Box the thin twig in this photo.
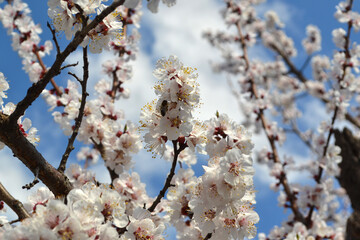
[60,62,79,71]
[33,47,62,96]
[300,55,312,73]
[148,140,186,212]
[231,0,305,223]
[89,117,124,184]
[74,4,86,21]
[22,179,39,190]
[47,22,61,55]
[87,7,131,181]
[0,218,21,227]
[90,137,119,184]
[107,167,119,184]
[58,47,89,173]
[305,107,339,226]
[8,0,126,123]
[22,167,39,190]
[0,182,30,221]
[0,0,126,198]
[305,0,354,226]
[68,72,82,83]
[269,35,360,129]
[108,69,122,101]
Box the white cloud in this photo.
[0,0,307,223]
[142,0,246,121]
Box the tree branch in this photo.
[60,62,79,71]
[231,1,305,223]
[107,167,119,184]
[0,114,73,197]
[109,70,122,101]
[0,218,21,227]
[305,1,354,226]
[33,47,62,96]
[22,167,40,190]
[0,1,125,197]
[0,182,30,221]
[47,22,61,55]
[269,34,360,130]
[8,0,126,123]
[90,137,119,184]
[148,140,186,212]
[58,46,89,173]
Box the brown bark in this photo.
[0,113,73,197]
[334,128,360,240]
[0,182,30,221]
[0,0,126,198]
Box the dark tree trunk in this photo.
[334,128,360,240]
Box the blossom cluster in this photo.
[1,0,259,239]
[42,0,143,174]
[0,179,165,240]
[140,56,258,239]
[42,72,142,174]
[203,0,360,238]
[164,115,258,239]
[48,0,125,53]
[1,51,259,239]
[0,0,53,83]
[140,55,201,155]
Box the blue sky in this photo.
[0,0,354,237]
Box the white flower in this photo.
[76,147,100,165]
[265,11,284,30]
[48,6,79,40]
[157,108,192,140]
[164,145,197,166]
[205,113,254,157]
[0,72,9,106]
[0,102,40,145]
[122,208,165,240]
[1,102,16,116]
[65,164,95,188]
[24,187,55,213]
[67,182,128,229]
[141,56,201,154]
[84,5,124,53]
[153,55,182,80]
[324,145,342,176]
[311,55,330,81]
[24,61,43,83]
[186,120,207,153]
[113,172,148,204]
[332,28,346,49]
[302,25,321,55]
